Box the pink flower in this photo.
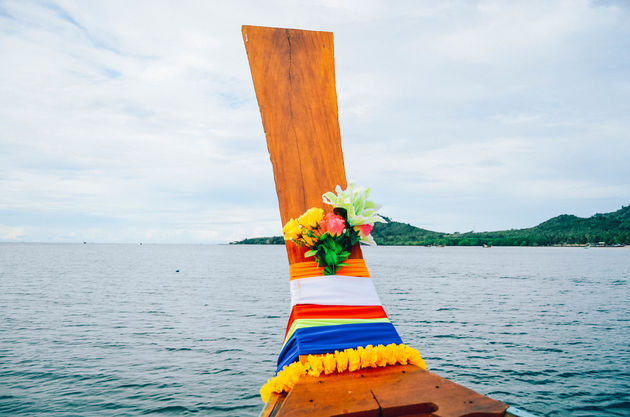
[354,223,373,237]
[320,213,346,236]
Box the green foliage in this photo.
[371,205,630,246]
[231,235,285,245]
[311,226,353,275]
[231,205,630,247]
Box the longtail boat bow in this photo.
[242,25,529,417]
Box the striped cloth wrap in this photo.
[276,258,403,372]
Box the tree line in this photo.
[233,205,630,246]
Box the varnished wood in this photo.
[259,392,285,417]
[275,365,507,417]
[242,25,362,264]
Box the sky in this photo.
[1,0,629,243]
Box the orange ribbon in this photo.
[289,258,370,280]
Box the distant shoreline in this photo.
[232,205,630,247]
[230,242,628,248]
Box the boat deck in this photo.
[260,365,507,417]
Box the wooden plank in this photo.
[276,370,380,417]
[370,366,507,417]
[276,365,507,417]
[259,392,285,417]
[242,25,361,264]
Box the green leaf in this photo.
[334,245,343,254]
[304,250,317,257]
[336,263,348,271]
[324,250,337,266]
[350,231,360,245]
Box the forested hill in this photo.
[232,205,630,246]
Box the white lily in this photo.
[322,183,385,245]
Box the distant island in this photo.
[232,205,630,247]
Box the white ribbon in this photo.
[289,275,382,307]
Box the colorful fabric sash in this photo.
[289,258,370,280]
[289,275,382,306]
[276,260,403,373]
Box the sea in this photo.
[0,243,628,416]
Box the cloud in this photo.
[1,0,629,241]
[0,225,25,240]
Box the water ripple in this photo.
[0,244,628,416]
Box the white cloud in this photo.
[1,0,629,242]
[0,225,25,240]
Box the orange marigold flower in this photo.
[260,381,272,403]
[287,362,305,384]
[384,343,397,366]
[307,355,324,377]
[259,345,427,404]
[323,353,336,375]
[395,343,408,365]
[335,350,348,373]
[347,348,361,372]
[375,344,387,367]
[361,345,377,368]
[406,346,426,369]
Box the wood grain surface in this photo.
[242,25,361,264]
[268,365,507,417]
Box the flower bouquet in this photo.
[282,184,385,275]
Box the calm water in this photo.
[0,244,628,416]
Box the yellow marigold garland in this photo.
[259,343,426,403]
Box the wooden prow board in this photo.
[242,24,361,265]
[242,25,508,417]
